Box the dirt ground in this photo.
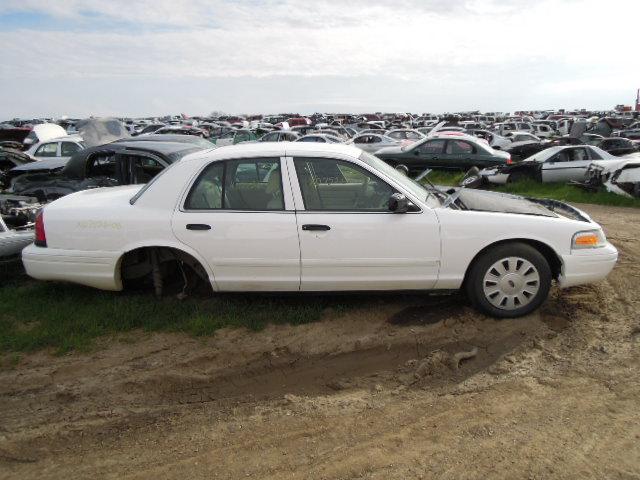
[1,203,639,480]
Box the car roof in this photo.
[34,135,83,144]
[120,134,214,147]
[182,142,363,162]
[112,140,205,155]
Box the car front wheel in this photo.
[465,243,551,318]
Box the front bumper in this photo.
[558,242,618,288]
[22,244,121,290]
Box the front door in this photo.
[289,156,441,291]
[172,157,300,291]
[411,138,447,171]
[541,147,592,183]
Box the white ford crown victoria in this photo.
[22,143,618,318]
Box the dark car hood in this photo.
[11,157,69,172]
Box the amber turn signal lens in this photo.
[574,234,599,246]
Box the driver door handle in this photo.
[186,223,211,231]
[302,224,331,231]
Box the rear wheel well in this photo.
[118,246,210,296]
[463,239,562,287]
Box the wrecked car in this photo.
[24,136,85,161]
[0,146,35,181]
[0,195,38,259]
[347,133,400,153]
[469,129,512,150]
[581,158,640,198]
[23,143,618,319]
[503,132,546,161]
[7,140,210,203]
[597,137,638,156]
[215,129,257,146]
[478,145,617,184]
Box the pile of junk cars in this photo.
[1,110,639,261]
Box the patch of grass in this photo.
[0,276,359,354]
[420,169,640,208]
[425,170,464,187]
[493,180,640,208]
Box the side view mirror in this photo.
[388,193,409,213]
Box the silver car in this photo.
[347,133,400,153]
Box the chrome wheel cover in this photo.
[482,257,540,310]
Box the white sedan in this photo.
[22,144,618,318]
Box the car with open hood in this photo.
[22,143,617,319]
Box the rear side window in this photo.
[446,140,475,154]
[185,158,284,211]
[86,153,116,178]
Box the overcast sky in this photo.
[1,0,639,118]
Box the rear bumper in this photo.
[480,168,510,184]
[558,242,618,288]
[22,244,121,290]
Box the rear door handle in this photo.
[186,223,211,231]
[302,224,331,231]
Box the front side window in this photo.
[294,157,393,211]
[185,158,283,211]
[416,139,445,154]
[35,142,58,157]
[61,142,82,156]
[568,148,588,161]
[261,132,278,142]
[235,132,250,143]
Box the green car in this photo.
[374,133,511,174]
[215,129,258,147]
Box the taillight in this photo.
[506,156,512,164]
[34,211,47,247]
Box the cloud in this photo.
[1,0,639,116]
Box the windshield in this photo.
[359,151,440,206]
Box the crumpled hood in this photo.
[456,188,557,217]
[77,118,130,147]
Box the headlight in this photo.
[571,229,606,250]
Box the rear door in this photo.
[444,139,478,169]
[172,157,300,291]
[289,156,440,291]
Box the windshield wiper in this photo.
[414,168,448,201]
[441,190,462,209]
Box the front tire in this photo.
[465,243,551,318]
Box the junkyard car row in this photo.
[3,108,637,317]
